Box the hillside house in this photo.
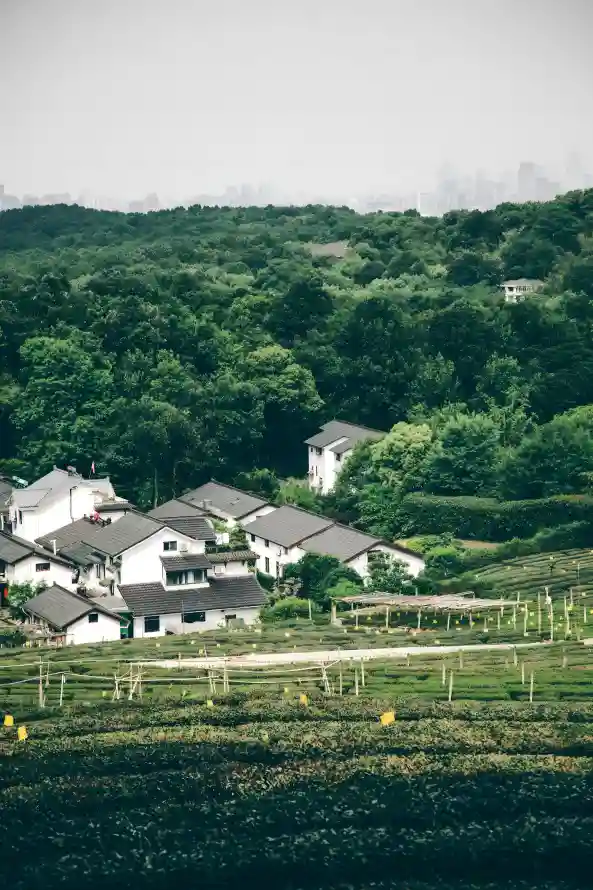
[305,421,385,494]
[23,584,122,645]
[501,279,543,302]
[7,467,127,543]
[243,504,424,580]
[0,530,76,589]
[118,559,265,636]
[176,481,276,528]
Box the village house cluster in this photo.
[0,422,424,646]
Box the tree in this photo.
[282,553,362,610]
[420,412,502,496]
[268,274,334,347]
[366,554,414,594]
[7,581,45,620]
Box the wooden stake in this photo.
[59,673,65,707]
[459,651,464,670]
[360,659,365,688]
[513,606,517,629]
[537,591,542,634]
[354,668,359,697]
[523,607,528,636]
[38,659,44,708]
[308,599,312,621]
[550,603,554,641]
[385,606,389,630]
[339,662,343,696]
[521,662,525,685]
[513,647,518,667]
[446,613,451,632]
[417,609,422,630]
[448,671,454,702]
[441,662,446,686]
[497,612,501,632]
[45,659,50,688]
[529,671,534,704]
[355,609,359,629]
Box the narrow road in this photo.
[137,640,546,671]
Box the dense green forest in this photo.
[2,190,593,513]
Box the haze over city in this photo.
[2,0,593,213]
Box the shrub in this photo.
[262,597,318,620]
[256,571,275,592]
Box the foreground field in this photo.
[2,693,593,889]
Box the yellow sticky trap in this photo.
[380,711,395,726]
[299,693,308,706]
[3,714,14,727]
[17,726,28,741]
[155,643,160,648]
[283,687,289,694]
[206,699,214,708]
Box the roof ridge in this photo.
[195,479,268,501]
[328,418,386,434]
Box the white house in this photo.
[0,530,76,590]
[118,569,266,637]
[501,279,543,303]
[177,481,276,528]
[305,421,385,494]
[8,466,126,543]
[244,505,425,581]
[23,584,122,646]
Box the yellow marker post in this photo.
[3,714,14,727]
[206,699,214,708]
[299,693,308,706]
[380,711,395,726]
[283,687,289,694]
[17,726,28,741]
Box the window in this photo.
[88,612,99,624]
[250,533,256,542]
[35,562,50,572]
[18,511,23,524]
[315,447,322,456]
[163,540,177,552]
[265,557,270,574]
[144,616,160,633]
[264,539,269,548]
[166,569,204,586]
[284,547,289,555]
[183,611,206,623]
[225,614,237,624]
[336,453,342,462]
[96,563,105,580]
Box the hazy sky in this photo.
[1,0,592,200]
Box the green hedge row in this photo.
[397,493,593,542]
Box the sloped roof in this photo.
[164,516,216,542]
[59,542,105,566]
[96,500,134,513]
[161,554,213,571]
[81,512,164,556]
[0,530,73,567]
[206,550,258,563]
[10,468,114,511]
[305,420,384,450]
[24,585,119,630]
[246,505,333,548]
[181,481,269,519]
[300,524,383,562]
[148,498,206,520]
[118,574,266,616]
[502,278,544,286]
[37,518,107,553]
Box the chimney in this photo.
[50,538,57,555]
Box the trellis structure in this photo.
[331,592,514,631]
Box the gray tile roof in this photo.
[96,501,134,513]
[181,481,269,519]
[84,512,164,556]
[164,516,216,542]
[305,420,384,450]
[300,524,383,562]
[118,574,266,616]
[37,517,109,553]
[149,498,206,520]
[59,542,105,566]
[160,554,213,571]
[246,506,333,548]
[0,530,73,567]
[11,468,81,509]
[206,549,258,563]
[24,585,119,630]
[89,594,129,613]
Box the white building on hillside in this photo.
[305,421,385,494]
[8,467,127,543]
[0,530,76,590]
[23,584,122,646]
[243,504,424,581]
[501,279,543,302]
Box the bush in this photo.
[397,493,593,541]
[262,597,318,620]
[256,571,276,592]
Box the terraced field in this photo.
[473,548,593,602]
[2,693,593,889]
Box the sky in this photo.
[1,0,593,201]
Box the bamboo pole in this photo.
[529,671,534,704]
[308,599,312,621]
[59,672,65,707]
[550,603,554,641]
[446,613,451,632]
[497,612,501,632]
[537,591,542,634]
[339,662,343,696]
[448,671,454,703]
[417,609,422,630]
[512,606,517,630]
[513,647,518,667]
[385,606,390,630]
[523,607,528,636]
[38,659,44,708]
[441,662,447,686]
[458,651,463,670]
[354,668,359,696]
[360,659,365,688]
[521,662,525,685]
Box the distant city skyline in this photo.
[1,0,592,211]
[1,155,592,216]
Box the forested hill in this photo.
[1,189,593,508]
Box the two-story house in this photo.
[244,504,425,581]
[8,466,127,543]
[305,421,385,494]
[501,279,543,303]
[22,584,122,646]
[0,530,76,590]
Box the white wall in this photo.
[307,442,350,494]
[132,606,260,637]
[232,504,276,528]
[370,544,425,578]
[95,508,129,523]
[14,486,98,543]
[10,555,76,590]
[65,610,121,645]
[119,527,204,586]
[246,532,303,579]
[208,559,252,578]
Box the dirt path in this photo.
[138,640,546,670]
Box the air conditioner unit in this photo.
[179,543,189,553]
